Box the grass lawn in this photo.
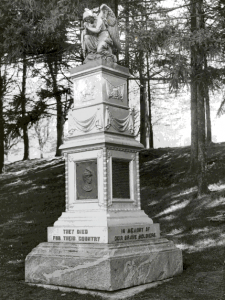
[0,143,224,300]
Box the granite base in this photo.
[25,238,182,291]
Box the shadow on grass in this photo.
[0,145,224,300]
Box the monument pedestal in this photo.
[25,59,182,291]
[25,239,182,291]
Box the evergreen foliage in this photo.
[0,0,225,197]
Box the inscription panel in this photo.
[76,160,98,200]
[48,227,103,243]
[112,159,130,199]
[108,224,160,243]
[48,224,160,244]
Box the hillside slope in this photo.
[0,144,224,300]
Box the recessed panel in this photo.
[112,159,130,199]
[76,160,98,200]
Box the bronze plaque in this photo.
[112,159,130,199]
[76,160,98,200]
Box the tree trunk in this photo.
[190,80,198,172]
[197,81,209,196]
[21,55,29,160]
[196,0,209,196]
[56,100,64,157]
[114,0,118,18]
[190,0,198,172]
[147,54,153,148]
[5,150,9,162]
[202,11,212,145]
[40,148,44,159]
[124,5,129,68]
[124,2,130,104]
[22,124,29,160]
[147,78,153,148]
[139,51,147,148]
[204,55,212,144]
[189,0,209,195]
[47,56,63,157]
[0,74,4,174]
[140,79,147,148]
[205,84,212,144]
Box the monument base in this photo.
[25,238,182,291]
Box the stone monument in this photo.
[25,4,182,292]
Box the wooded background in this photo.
[1,0,225,196]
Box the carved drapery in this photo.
[69,108,103,134]
[105,106,134,134]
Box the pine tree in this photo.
[0,0,16,173]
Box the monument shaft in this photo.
[25,59,182,291]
